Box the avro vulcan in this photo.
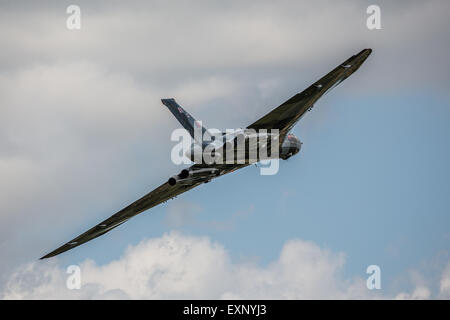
[41,49,372,259]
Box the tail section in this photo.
[161,98,207,142]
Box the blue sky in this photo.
[1,0,449,299]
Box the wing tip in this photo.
[357,48,372,61]
[40,248,64,259]
[161,98,175,105]
[39,253,53,260]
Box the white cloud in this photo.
[395,286,431,300]
[173,77,241,107]
[2,232,375,299]
[2,1,449,89]
[439,263,450,299]
[5,232,447,300]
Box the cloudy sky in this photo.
[1,0,449,299]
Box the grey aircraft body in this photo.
[41,48,372,259]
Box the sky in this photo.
[0,0,449,299]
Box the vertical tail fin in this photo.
[161,98,207,142]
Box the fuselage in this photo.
[185,129,302,164]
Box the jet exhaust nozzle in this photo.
[168,177,177,186]
[178,169,189,179]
